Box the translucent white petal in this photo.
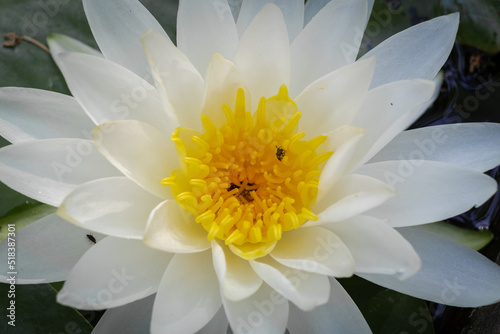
[47,33,102,58]
[92,294,154,334]
[317,126,365,200]
[290,0,368,96]
[58,177,162,239]
[325,215,421,280]
[195,306,229,334]
[143,200,211,253]
[177,0,238,75]
[83,0,168,80]
[0,88,95,144]
[287,277,371,334]
[151,252,221,334]
[237,0,304,41]
[357,160,498,227]
[360,13,459,88]
[57,237,172,309]
[250,256,330,311]
[212,240,263,301]
[0,139,120,206]
[295,57,375,135]
[94,120,176,199]
[0,214,104,284]
[370,123,500,173]
[141,30,203,131]
[55,52,176,135]
[312,174,395,226]
[223,283,289,334]
[271,227,354,277]
[233,4,290,107]
[351,79,436,167]
[201,54,250,128]
[359,227,500,307]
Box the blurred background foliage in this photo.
[0,0,499,333]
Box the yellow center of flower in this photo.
[162,85,333,259]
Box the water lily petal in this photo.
[370,123,500,173]
[0,214,104,284]
[47,33,102,58]
[233,3,291,107]
[296,57,375,134]
[271,227,354,277]
[0,88,94,144]
[92,294,154,334]
[361,13,459,88]
[58,176,162,239]
[212,240,263,301]
[58,237,172,309]
[359,227,500,307]
[0,139,120,206]
[195,306,229,334]
[250,256,330,311]
[177,0,238,76]
[94,120,176,200]
[287,277,371,334]
[290,0,368,96]
[55,52,176,135]
[313,174,395,225]
[325,215,421,279]
[201,54,250,128]
[141,30,203,131]
[223,283,289,334]
[357,160,498,227]
[83,0,167,80]
[151,252,221,333]
[237,0,304,41]
[144,200,211,253]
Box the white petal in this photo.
[287,277,371,334]
[223,283,289,334]
[94,120,176,199]
[177,0,238,75]
[141,30,203,131]
[325,215,421,279]
[295,57,375,134]
[143,200,211,253]
[47,33,102,58]
[237,0,304,41]
[357,160,498,227]
[370,123,500,173]
[55,52,176,135]
[271,227,354,277]
[212,240,263,301]
[0,139,120,206]
[58,177,162,239]
[233,4,290,107]
[0,214,104,284]
[92,294,154,334]
[290,0,368,96]
[0,88,95,144]
[195,306,229,334]
[57,237,172,310]
[83,0,168,80]
[351,79,436,167]
[201,54,250,128]
[360,13,459,88]
[359,227,500,307]
[317,126,365,200]
[250,256,330,311]
[151,252,222,334]
[312,174,395,225]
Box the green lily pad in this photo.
[415,222,493,251]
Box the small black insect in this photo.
[275,145,286,161]
[86,234,97,244]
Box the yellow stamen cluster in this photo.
[162,85,332,258]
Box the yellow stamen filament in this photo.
[163,85,333,259]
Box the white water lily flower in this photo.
[1,0,500,333]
